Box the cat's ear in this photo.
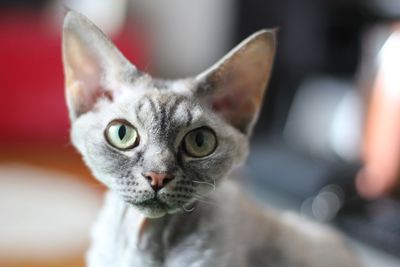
[62,11,137,120]
[195,30,276,135]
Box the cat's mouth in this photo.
[132,197,176,218]
[121,191,187,217]
[135,197,169,209]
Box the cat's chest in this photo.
[116,232,222,267]
[98,203,221,267]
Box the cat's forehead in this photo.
[127,74,197,95]
[114,75,192,105]
[136,91,203,127]
[112,79,205,131]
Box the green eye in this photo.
[183,127,217,158]
[105,120,139,150]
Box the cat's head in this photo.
[62,11,276,218]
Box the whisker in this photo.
[193,198,219,207]
[192,180,216,191]
[192,194,219,207]
[181,204,196,212]
[192,191,212,200]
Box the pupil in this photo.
[195,132,204,147]
[118,125,126,140]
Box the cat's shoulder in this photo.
[216,180,339,239]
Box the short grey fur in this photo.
[62,11,360,267]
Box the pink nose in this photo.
[143,172,175,191]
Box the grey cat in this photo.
[62,11,360,267]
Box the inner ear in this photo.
[196,30,276,135]
[63,32,107,118]
[62,11,137,120]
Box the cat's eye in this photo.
[105,120,139,150]
[182,127,217,158]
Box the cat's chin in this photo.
[138,208,167,219]
[132,199,181,218]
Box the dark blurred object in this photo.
[236,0,367,135]
[239,0,400,258]
[338,198,400,257]
[0,0,49,9]
[363,0,400,19]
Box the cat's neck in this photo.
[101,181,243,265]
[136,202,206,248]
[105,180,242,264]
[118,195,214,262]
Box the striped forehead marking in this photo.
[135,94,196,135]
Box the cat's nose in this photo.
[143,172,175,192]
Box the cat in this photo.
[62,11,360,267]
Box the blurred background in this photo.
[1,0,400,266]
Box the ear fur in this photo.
[195,30,276,135]
[62,11,137,120]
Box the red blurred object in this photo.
[0,11,149,143]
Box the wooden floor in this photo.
[0,142,105,267]
[0,142,93,181]
[4,258,85,267]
